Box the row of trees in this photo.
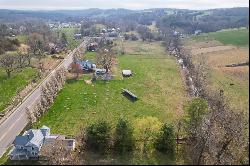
[42,117,176,165]
[26,68,66,124]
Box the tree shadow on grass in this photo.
[66,78,79,84]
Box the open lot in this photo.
[35,41,188,137]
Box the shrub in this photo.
[184,98,208,137]
[134,116,162,153]
[154,123,176,157]
[85,120,111,152]
[113,118,135,154]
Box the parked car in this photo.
[95,69,106,75]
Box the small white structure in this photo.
[194,30,202,35]
[122,70,132,77]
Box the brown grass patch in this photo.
[220,66,249,81]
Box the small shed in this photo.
[122,89,138,101]
[122,70,132,77]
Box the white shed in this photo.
[122,70,132,77]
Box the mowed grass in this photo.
[192,28,249,46]
[35,41,188,136]
[0,68,38,112]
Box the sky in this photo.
[0,0,248,10]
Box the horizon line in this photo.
[0,6,249,11]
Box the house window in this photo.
[32,147,34,150]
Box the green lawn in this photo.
[192,28,249,46]
[35,41,188,137]
[0,147,12,165]
[56,27,82,50]
[0,68,38,112]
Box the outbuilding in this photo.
[122,70,132,77]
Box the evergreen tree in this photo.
[85,121,111,152]
[114,118,135,154]
[154,123,176,157]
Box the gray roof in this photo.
[13,136,29,146]
[13,126,50,147]
[26,130,44,147]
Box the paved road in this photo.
[0,38,90,157]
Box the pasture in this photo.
[35,41,188,137]
[192,28,249,46]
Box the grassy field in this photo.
[0,68,38,112]
[34,41,188,138]
[192,28,249,46]
[56,27,82,50]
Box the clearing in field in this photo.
[35,41,188,136]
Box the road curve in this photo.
[0,38,90,157]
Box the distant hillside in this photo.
[0,8,135,22]
[0,7,248,34]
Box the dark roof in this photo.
[13,136,29,146]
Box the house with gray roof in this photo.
[9,126,75,160]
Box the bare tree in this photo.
[96,47,115,73]
[0,53,17,77]
[27,33,44,56]
[71,63,82,79]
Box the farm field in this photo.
[0,68,38,112]
[186,29,249,112]
[191,28,249,46]
[35,41,188,137]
